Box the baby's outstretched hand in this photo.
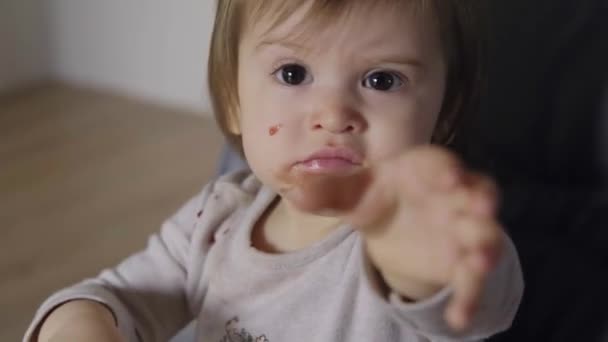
[348,145,504,332]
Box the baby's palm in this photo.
[349,146,504,329]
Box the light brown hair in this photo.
[208,0,486,154]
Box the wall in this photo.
[46,0,215,115]
[0,0,50,93]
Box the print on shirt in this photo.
[219,316,269,342]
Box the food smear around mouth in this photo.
[276,166,373,214]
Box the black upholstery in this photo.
[455,1,608,340]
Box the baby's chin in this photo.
[276,168,373,215]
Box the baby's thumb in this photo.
[344,164,398,232]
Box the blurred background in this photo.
[0,0,216,110]
[1,0,608,341]
[0,1,223,340]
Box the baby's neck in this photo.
[251,197,343,254]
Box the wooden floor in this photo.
[0,84,224,341]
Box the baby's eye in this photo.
[273,64,311,86]
[362,71,404,91]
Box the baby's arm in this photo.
[377,233,523,340]
[37,300,122,342]
[344,146,523,340]
[24,182,216,342]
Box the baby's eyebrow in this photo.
[364,55,425,70]
[254,39,426,73]
[255,39,313,55]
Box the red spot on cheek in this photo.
[269,124,283,136]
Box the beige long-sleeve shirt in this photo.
[25,171,523,342]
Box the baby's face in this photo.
[237,1,446,214]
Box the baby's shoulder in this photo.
[207,170,261,204]
[193,170,262,221]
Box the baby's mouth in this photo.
[291,146,365,175]
[294,157,360,173]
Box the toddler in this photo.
[26,0,523,341]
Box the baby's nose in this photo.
[309,103,367,134]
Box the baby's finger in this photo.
[465,172,500,217]
[454,216,504,272]
[435,172,498,218]
[446,260,486,331]
[431,187,473,221]
[374,148,464,213]
[404,145,465,191]
[346,164,398,231]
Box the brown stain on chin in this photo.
[269,124,283,136]
[277,167,373,214]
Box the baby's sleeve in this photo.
[364,232,524,341]
[23,182,215,342]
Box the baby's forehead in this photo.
[242,0,431,43]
